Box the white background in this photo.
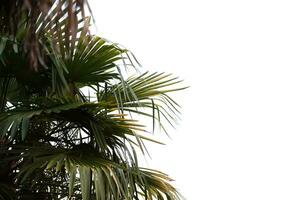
[90,0,300,199]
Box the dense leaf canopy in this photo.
[0,1,186,199]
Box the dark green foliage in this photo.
[0,0,185,199]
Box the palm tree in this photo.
[0,0,186,199]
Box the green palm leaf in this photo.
[0,1,186,199]
[16,144,181,200]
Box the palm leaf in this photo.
[0,1,186,199]
[17,144,181,200]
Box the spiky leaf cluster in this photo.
[0,1,186,199]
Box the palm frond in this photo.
[0,1,186,199]
[99,72,187,134]
[16,144,181,200]
[0,183,15,200]
[0,0,91,71]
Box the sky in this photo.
[89,1,300,199]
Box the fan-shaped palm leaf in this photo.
[0,1,186,199]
